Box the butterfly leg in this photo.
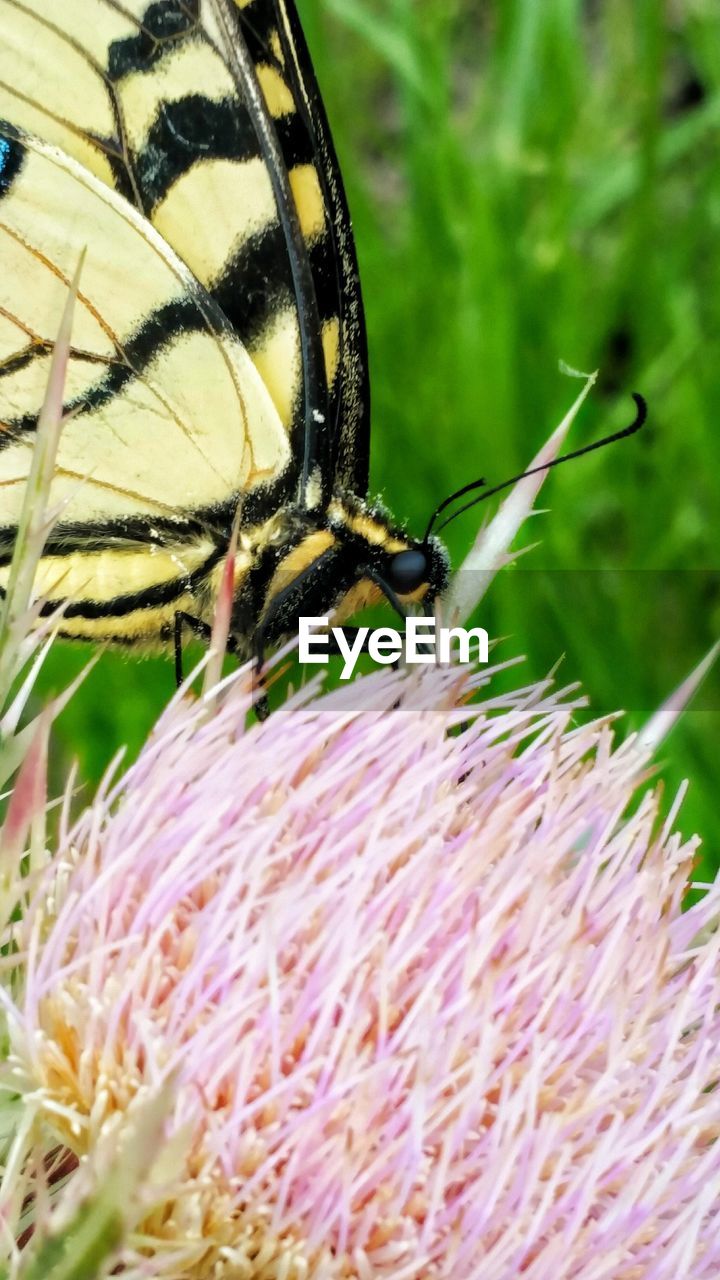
[173,611,213,687]
[251,635,270,721]
[250,628,381,719]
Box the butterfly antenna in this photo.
[426,392,647,540]
[423,477,487,544]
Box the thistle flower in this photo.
[2,656,720,1280]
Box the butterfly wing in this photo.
[0,0,370,501]
[232,0,371,493]
[0,124,289,623]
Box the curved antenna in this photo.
[423,476,486,544]
[425,393,647,541]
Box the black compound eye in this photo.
[386,548,428,594]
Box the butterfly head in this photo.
[250,494,449,659]
[328,495,449,615]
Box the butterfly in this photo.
[0,0,452,698]
[0,0,646,704]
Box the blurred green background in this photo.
[33,0,720,874]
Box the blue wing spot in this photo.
[0,131,24,197]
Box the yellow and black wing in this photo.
[0,0,370,523]
[0,119,293,634]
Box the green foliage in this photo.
[34,0,720,870]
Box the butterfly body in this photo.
[0,0,448,665]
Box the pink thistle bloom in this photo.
[3,660,720,1278]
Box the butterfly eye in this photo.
[386,549,428,594]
